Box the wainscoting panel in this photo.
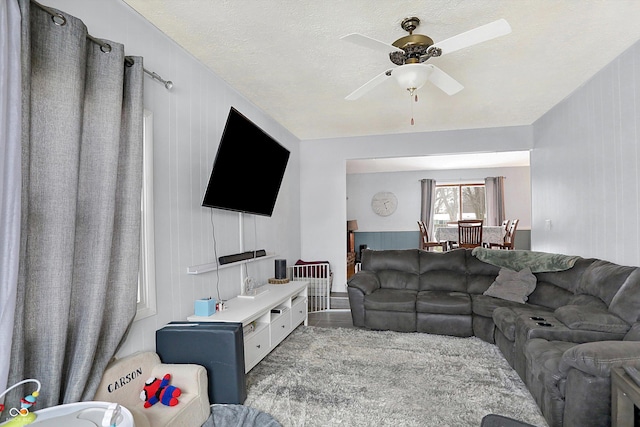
[355,232,420,254]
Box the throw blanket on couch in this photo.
[472,247,581,272]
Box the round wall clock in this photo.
[371,191,398,216]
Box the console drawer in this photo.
[291,296,307,327]
[244,325,269,372]
[271,311,292,346]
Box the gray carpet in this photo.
[245,326,549,427]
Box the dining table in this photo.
[434,225,506,246]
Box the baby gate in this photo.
[289,261,332,312]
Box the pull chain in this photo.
[408,88,419,126]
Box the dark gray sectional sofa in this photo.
[347,248,640,427]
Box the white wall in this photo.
[45,0,302,356]
[531,39,640,267]
[347,166,531,232]
[301,126,534,291]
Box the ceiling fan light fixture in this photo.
[342,17,510,101]
[393,64,432,91]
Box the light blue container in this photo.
[195,298,216,316]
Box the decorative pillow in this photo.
[554,305,630,334]
[483,267,537,304]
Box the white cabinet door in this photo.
[270,312,292,346]
[291,297,307,327]
[244,326,270,372]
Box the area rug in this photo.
[245,326,548,427]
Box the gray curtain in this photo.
[485,176,506,226]
[0,0,22,394]
[420,179,437,238]
[6,1,143,412]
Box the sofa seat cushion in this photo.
[416,291,471,315]
[554,304,630,334]
[471,294,539,318]
[493,306,554,342]
[364,289,416,312]
[525,338,577,399]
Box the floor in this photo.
[307,309,355,329]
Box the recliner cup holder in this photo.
[536,322,553,327]
[530,316,545,321]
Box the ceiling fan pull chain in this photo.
[409,88,415,125]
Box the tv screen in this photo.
[202,107,290,216]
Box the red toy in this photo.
[140,374,181,408]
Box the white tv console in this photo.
[187,281,308,372]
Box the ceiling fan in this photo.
[341,17,511,123]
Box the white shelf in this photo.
[187,253,277,275]
[187,281,309,372]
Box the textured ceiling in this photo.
[122,0,640,141]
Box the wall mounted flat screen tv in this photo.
[202,107,290,217]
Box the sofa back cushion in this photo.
[362,249,420,291]
[566,294,608,309]
[466,250,501,294]
[524,258,594,309]
[533,258,594,293]
[623,323,640,341]
[609,268,640,324]
[526,282,573,310]
[418,249,467,292]
[577,260,636,306]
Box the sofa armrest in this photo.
[347,270,380,295]
[149,363,211,427]
[559,341,640,377]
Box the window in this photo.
[433,184,485,227]
[136,109,157,321]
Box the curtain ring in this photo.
[51,13,66,26]
[101,43,112,53]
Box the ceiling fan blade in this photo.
[426,65,464,95]
[432,19,511,55]
[341,33,403,54]
[345,69,393,100]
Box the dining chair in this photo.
[417,220,447,251]
[457,219,484,249]
[489,218,519,250]
[492,219,510,248]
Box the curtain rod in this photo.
[31,0,173,91]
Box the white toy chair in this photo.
[94,351,210,427]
